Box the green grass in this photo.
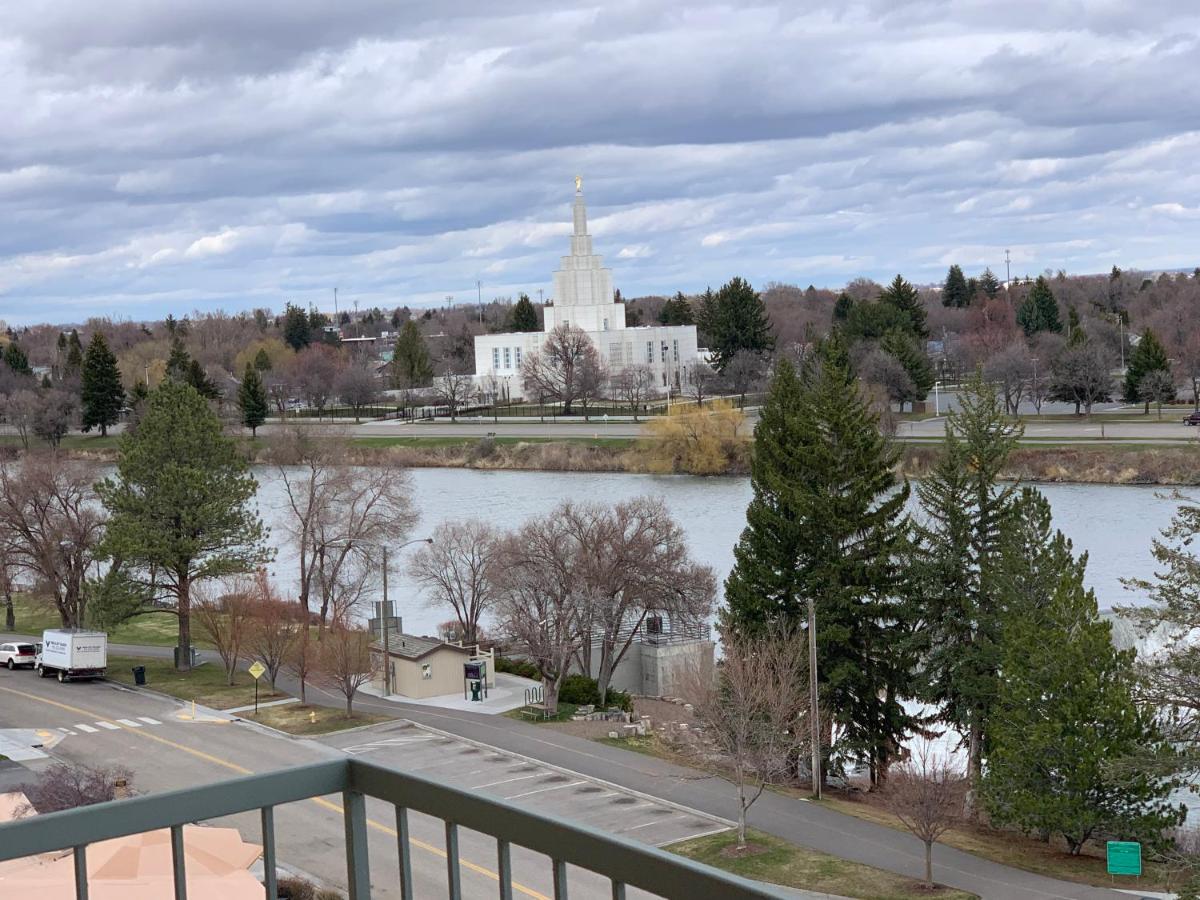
[239,703,392,735]
[504,702,579,723]
[669,829,975,900]
[105,654,281,709]
[352,436,635,449]
[5,595,211,648]
[0,434,121,450]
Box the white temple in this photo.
[474,180,700,399]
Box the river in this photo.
[252,467,1194,637]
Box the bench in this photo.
[520,703,550,720]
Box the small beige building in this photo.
[372,635,483,700]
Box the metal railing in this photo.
[0,757,782,899]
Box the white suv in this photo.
[0,642,37,669]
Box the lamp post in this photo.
[331,537,433,697]
[933,381,941,417]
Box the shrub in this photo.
[276,878,315,900]
[558,674,633,711]
[495,656,540,680]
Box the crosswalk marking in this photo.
[75,723,98,733]
[95,721,120,730]
[137,716,161,725]
[58,727,76,735]
[116,718,142,728]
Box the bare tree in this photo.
[17,763,134,816]
[432,370,475,421]
[316,625,378,716]
[492,515,583,715]
[984,342,1033,414]
[576,351,607,421]
[335,364,380,422]
[520,325,601,415]
[294,344,344,415]
[2,389,40,449]
[286,623,317,705]
[859,348,916,412]
[244,571,300,691]
[1049,342,1114,417]
[723,350,765,407]
[683,628,810,848]
[409,520,499,646]
[1139,369,1178,419]
[562,498,715,702]
[194,584,253,686]
[33,389,78,448]
[0,454,105,627]
[882,747,967,888]
[683,360,717,407]
[611,365,656,421]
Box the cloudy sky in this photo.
[2,1,1198,325]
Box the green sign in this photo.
[1106,841,1141,876]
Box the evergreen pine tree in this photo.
[880,329,935,407]
[723,334,913,784]
[696,277,773,371]
[1123,328,1170,406]
[186,359,221,400]
[507,293,541,332]
[237,364,268,436]
[80,332,125,437]
[391,320,433,388]
[253,348,272,372]
[1017,276,1062,335]
[657,292,694,326]
[3,342,31,376]
[832,292,854,322]
[65,330,84,377]
[165,337,191,381]
[913,371,1022,810]
[984,490,1184,852]
[978,268,1001,298]
[282,302,312,350]
[879,274,928,338]
[942,265,971,308]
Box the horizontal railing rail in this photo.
[0,757,784,900]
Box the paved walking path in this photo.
[4,636,1135,900]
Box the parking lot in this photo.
[328,720,732,849]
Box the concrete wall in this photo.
[575,640,715,699]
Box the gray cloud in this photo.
[1,1,1198,324]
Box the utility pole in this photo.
[477,280,483,323]
[1031,357,1039,414]
[808,595,821,800]
[1119,316,1126,372]
[334,287,338,318]
[380,545,391,697]
[1004,249,1011,293]
[537,288,544,305]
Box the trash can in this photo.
[132,666,146,686]
[470,679,482,701]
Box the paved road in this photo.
[6,639,1134,900]
[0,664,741,899]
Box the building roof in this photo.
[372,634,472,661]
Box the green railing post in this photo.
[445,821,462,900]
[552,858,568,899]
[170,824,188,900]
[497,838,513,900]
[395,806,413,900]
[260,806,277,900]
[343,790,371,900]
[72,845,89,900]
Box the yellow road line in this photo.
[0,684,549,900]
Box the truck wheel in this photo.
[38,666,47,678]
[57,670,67,683]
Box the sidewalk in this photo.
[358,672,538,715]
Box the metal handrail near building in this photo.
[0,758,782,899]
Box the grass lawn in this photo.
[238,702,392,735]
[0,434,120,451]
[352,435,635,449]
[6,595,212,648]
[669,829,975,900]
[503,702,579,724]
[818,795,1173,891]
[105,654,282,710]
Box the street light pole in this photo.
[381,544,390,696]
[808,595,821,800]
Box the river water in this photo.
[252,467,1194,637]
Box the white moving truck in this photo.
[38,629,108,682]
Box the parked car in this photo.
[1183,411,1200,426]
[0,641,37,670]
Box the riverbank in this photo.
[20,431,1200,485]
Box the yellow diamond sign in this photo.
[248,661,267,680]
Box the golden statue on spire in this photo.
[575,174,582,192]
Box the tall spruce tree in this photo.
[1016,276,1062,335]
[880,329,935,408]
[723,334,912,787]
[914,370,1022,811]
[391,320,433,388]
[1123,328,1170,407]
[942,265,971,308]
[80,332,125,436]
[696,277,773,371]
[879,274,928,338]
[984,490,1184,852]
[237,363,268,436]
[96,380,268,671]
[3,342,32,376]
[978,268,1001,298]
[508,293,540,332]
[64,330,84,379]
[658,292,694,326]
[253,347,272,372]
[282,302,313,350]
